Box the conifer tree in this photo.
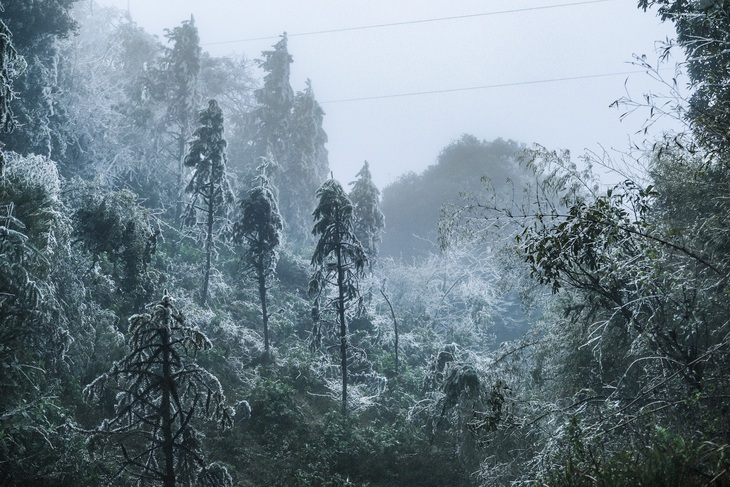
[348,161,385,265]
[310,179,367,414]
[183,99,233,306]
[248,33,293,165]
[232,161,283,359]
[165,15,201,179]
[282,79,329,243]
[84,292,234,487]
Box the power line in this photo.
[319,69,650,104]
[204,0,614,46]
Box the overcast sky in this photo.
[96,0,683,189]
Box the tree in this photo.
[73,184,159,312]
[84,292,234,487]
[0,152,83,484]
[0,0,79,172]
[162,16,202,207]
[281,79,329,243]
[232,161,283,359]
[380,136,524,259]
[248,33,294,165]
[348,161,385,266]
[55,5,162,186]
[0,13,21,137]
[638,1,730,156]
[310,179,368,414]
[440,143,730,484]
[183,99,234,306]
[199,52,257,181]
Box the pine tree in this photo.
[162,16,202,217]
[348,161,385,265]
[84,292,234,487]
[310,179,367,414]
[282,79,329,243]
[248,33,293,166]
[183,99,233,306]
[232,161,283,359]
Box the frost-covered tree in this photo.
[0,12,22,175]
[0,153,88,484]
[85,292,234,487]
[73,184,159,312]
[55,5,160,185]
[244,35,332,246]
[232,161,283,359]
[281,79,329,243]
[249,33,293,164]
[0,0,79,170]
[0,13,20,136]
[310,179,367,414]
[183,99,234,306]
[639,0,730,155]
[199,53,257,180]
[164,16,201,188]
[348,161,384,265]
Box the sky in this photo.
[96,0,684,189]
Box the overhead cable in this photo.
[320,69,657,104]
[204,0,614,46]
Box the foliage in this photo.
[84,292,234,487]
[310,179,368,414]
[281,79,329,243]
[232,162,283,357]
[183,99,234,306]
[349,161,385,264]
[0,0,80,170]
[0,13,22,137]
[71,181,159,311]
[440,140,730,484]
[0,152,98,485]
[639,0,730,156]
[380,135,525,259]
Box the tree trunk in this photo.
[160,327,176,487]
[258,258,270,359]
[380,289,399,377]
[335,205,348,415]
[175,127,187,221]
[201,182,214,306]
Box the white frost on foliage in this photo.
[4,152,61,199]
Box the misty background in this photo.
[98,0,682,188]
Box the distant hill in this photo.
[380,135,525,260]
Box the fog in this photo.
[97,0,682,188]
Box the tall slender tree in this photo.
[349,161,385,266]
[247,33,293,168]
[310,179,367,414]
[84,292,234,487]
[163,16,201,216]
[232,161,283,359]
[282,79,330,243]
[183,99,233,306]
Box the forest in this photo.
[0,1,729,486]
